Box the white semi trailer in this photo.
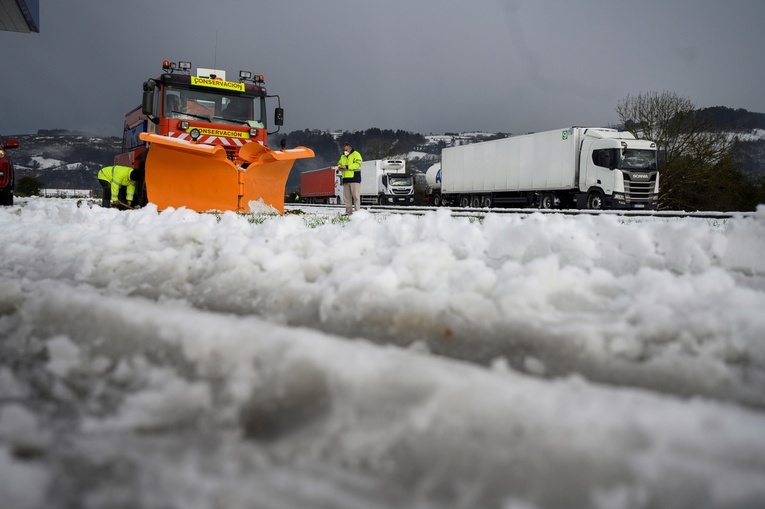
[360,159,415,205]
[431,127,659,210]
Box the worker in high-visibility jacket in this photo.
[97,165,144,209]
[338,142,363,214]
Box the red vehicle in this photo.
[116,59,313,213]
[0,134,20,206]
[300,166,343,204]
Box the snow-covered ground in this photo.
[1,197,765,509]
[731,128,765,142]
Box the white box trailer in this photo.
[436,127,659,210]
[359,159,415,205]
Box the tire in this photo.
[433,194,442,207]
[587,190,604,210]
[470,195,481,208]
[459,195,470,208]
[0,184,11,206]
[482,194,492,208]
[539,192,554,209]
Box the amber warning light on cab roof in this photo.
[162,60,192,72]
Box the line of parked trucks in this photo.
[298,126,659,210]
[299,159,415,206]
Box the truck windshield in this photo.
[620,149,657,171]
[389,175,413,186]
[164,88,264,127]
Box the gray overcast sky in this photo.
[2,0,764,137]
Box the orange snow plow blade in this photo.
[139,133,314,213]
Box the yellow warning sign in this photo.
[190,127,249,139]
[191,76,245,92]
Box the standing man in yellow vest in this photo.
[338,142,363,214]
[97,165,144,209]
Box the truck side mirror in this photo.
[142,80,158,123]
[142,90,155,117]
[274,107,284,126]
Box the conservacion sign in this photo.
[191,76,246,92]
[190,127,249,139]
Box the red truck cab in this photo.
[0,134,20,205]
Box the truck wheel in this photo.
[470,195,481,208]
[459,195,470,208]
[433,194,442,207]
[482,195,492,208]
[0,184,11,206]
[539,192,554,209]
[587,190,604,210]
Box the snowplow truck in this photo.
[115,60,314,213]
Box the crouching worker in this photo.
[97,165,144,209]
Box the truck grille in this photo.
[624,174,656,202]
[392,188,410,195]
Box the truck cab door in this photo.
[581,140,620,195]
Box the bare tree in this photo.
[616,91,739,210]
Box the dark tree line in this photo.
[277,128,426,164]
[702,107,765,131]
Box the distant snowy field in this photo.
[1,197,764,509]
[731,128,765,142]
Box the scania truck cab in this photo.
[577,129,659,209]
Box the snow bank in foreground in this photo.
[1,198,764,508]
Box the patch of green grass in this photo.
[221,210,354,228]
